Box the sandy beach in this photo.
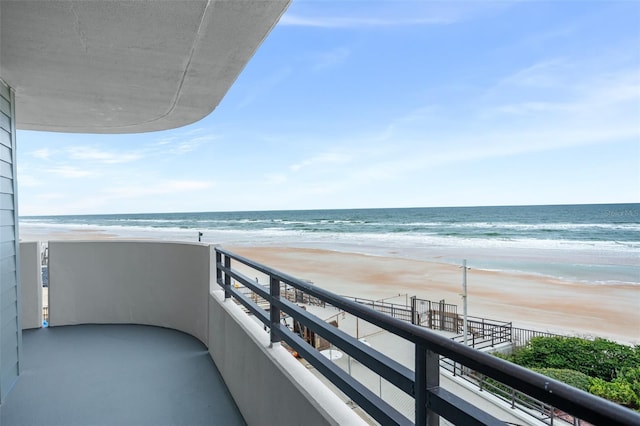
[21,227,640,344]
[228,246,639,344]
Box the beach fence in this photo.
[236,278,563,353]
[511,327,564,349]
[345,293,583,425]
[452,316,512,350]
[343,296,413,322]
[231,279,325,314]
[410,297,458,332]
[281,282,325,307]
[346,294,570,360]
[342,296,457,330]
[347,297,513,350]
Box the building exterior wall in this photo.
[48,241,210,345]
[208,290,366,426]
[0,78,21,403]
[19,241,42,330]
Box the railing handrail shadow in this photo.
[215,247,639,426]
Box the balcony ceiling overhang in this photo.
[0,0,289,133]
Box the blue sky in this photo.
[17,1,640,216]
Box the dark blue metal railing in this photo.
[215,247,640,426]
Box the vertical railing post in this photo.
[270,276,281,345]
[216,250,222,288]
[415,344,427,425]
[426,349,440,425]
[223,254,231,299]
[415,344,440,426]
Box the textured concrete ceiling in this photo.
[0,0,289,133]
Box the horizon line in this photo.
[18,201,640,218]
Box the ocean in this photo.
[20,203,640,286]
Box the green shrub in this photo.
[531,368,592,392]
[509,337,639,381]
[618,366,640,396]
[589,377,639,409]
[497,337,640,410]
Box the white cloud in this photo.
[103,180,215,199]
[297,61,640,187]
[579,68,640,105]
[151,132,218,155]
[311,47,350,70]
[290,152,351,172]
[165,180,214,191]
[45,166,97,178]
[16,173,43,187]
[146,131,220,156]
[30,148,53,160]
[171,135,218,154]
[236,67,292,110]
[279,2,509,29]
[264,173,287,184]
[497,59,572,89]
[185,127,206,136]
[36,193,68,201]
[67,146,142,164]
[155,138,173,146]
[280,14,452,28]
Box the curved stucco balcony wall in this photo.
[20,241,42,330]
[48,241,210,346]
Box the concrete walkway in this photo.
[303,305,549,425]
[1,324,245,426]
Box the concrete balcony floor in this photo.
[1,324,245,426]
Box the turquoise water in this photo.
[20,203,640,285]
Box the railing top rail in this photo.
[215,247,640,425]
[464,316,512,327]
[344,295,409,308]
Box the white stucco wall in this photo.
[48,241,210,345]
[44,240,367,423]
[19,241,41,330]
[208,290,366,426]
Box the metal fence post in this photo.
[270,276,281,345]
[411,296,417,325]
[224,254,231,299]
[491,324,495,347]
[415,344,427,425]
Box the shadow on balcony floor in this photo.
[1,324,246,426]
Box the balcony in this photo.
[10,240,362,426]
[2,324,243,425]
[8,240,640,425]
